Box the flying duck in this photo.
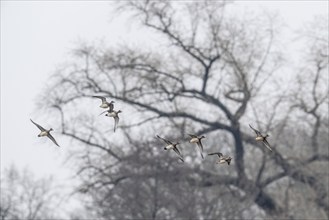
[208,152,232,165]
[188,134,205,159]
[156,135,184,162]
[30,119,60,147]
[105,110,122,132]
[249,124,272,151]
[93,96,114,110]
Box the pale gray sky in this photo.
[1,0,328,215]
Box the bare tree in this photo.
[39,1,328,219]
[279,15,329,218]
[0,165,62,220]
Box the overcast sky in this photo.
[1,0,328,214]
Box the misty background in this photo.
[1,1,328,219]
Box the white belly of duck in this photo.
[100,103,109,108]
[190,138,199,143]
[255,137,264,141]
[107,112,117,117]
[39,131,48,137]
[165,144,174,150]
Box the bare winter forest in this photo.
[1,1,328,219]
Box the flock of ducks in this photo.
[30,96,273,165]
[156,134,233,164]
[156,123,272,164]
[30,96,121,147]
[93,95,122,132]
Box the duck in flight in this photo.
[156,135,184,162]
[187,134,205,159]
[105,110,122,132]
[93,96,114,110]
[208,152,232,165]
[249,124,272,151]
[30,119,60,147]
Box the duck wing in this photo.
[47,133,60,147]
[113,116,119,132]
[249,124,262,136]
[262,139,272,151]
[187,133,198,138]
[208,152,223,158]
[156,135,172,145]
[196,141,204,159]
[173,146,184,162]
[99,110,109,116]
[93,96,106,102]
[30,119,46,132]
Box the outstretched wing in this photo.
[208,152,223,158]
[262,139,273,151]
[187,133,198,138]
[196,141,204,159]
[113,116,119,132]
[156,135,172,145]
[93,96,106,102]
[99,110,109,116]
[47,133,60,147]
[173,146,184,162]
[30,119,46,132]
[197,140,204,151]
[249,124,262,136]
